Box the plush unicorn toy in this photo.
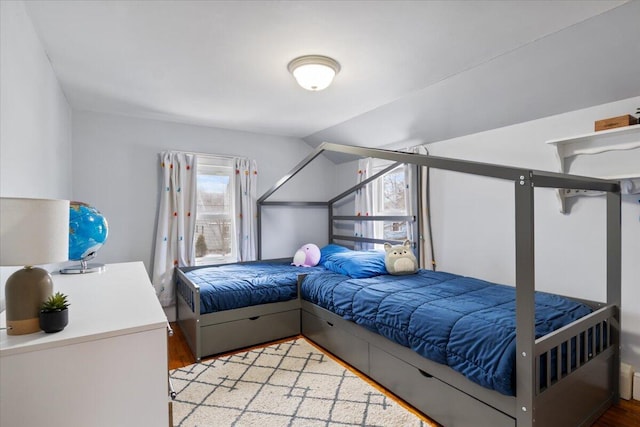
[292,243,321,267]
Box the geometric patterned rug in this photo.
[170,338,435,426]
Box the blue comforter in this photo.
[183,263,326,314]
[301,269,592,396]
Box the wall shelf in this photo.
[546,124,640,213]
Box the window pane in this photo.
[383,221,409,240]
[195,160,236,265]
[197,173,230,214]
[372,163,410,248]
[382,169,406,212]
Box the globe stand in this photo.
[62,202,109,275]
[60,258,106,274]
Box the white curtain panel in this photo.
[152,152,197,307]
[235,158,258,261]
[354,158,374,250]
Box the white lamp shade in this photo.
[0,197,70,266]
[288,55,341,91]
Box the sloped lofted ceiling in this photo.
[24,0,640,157]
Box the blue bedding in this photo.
[183,262,326,314]
[301,269,592,396]
[319,244,387,278]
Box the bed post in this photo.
[515,172,535,427]
[257,202,262,260]
[413,163,422,267]
[606,190,622,404]
[328,199,334,244]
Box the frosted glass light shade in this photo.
[288,55,340,91]
[0,197,70,266]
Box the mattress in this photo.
[182,262,326,314]
[301,269,592,396]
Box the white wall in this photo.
[0,1,72,199]
[0,1,73,310]
[337,96,640,370]
[71,111,336,274]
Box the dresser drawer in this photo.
[201,309,299,356]
[369,345,515,427]
[301,309,369,374]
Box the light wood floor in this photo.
[168,322,640,427]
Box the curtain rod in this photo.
[164,150,248,161]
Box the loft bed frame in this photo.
[254,142,621,427]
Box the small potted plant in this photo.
[39,292,70,333]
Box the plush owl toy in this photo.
[384,240,418,275]
[292,243,321,267]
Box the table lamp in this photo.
[1,198,69,335]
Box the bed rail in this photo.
[176,274,199,313]
[534,304,618,394]
[175,268,202,360]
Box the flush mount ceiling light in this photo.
[287,55,341,91]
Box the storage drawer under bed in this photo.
[369,345,515,427]
[200,309,300,357]
[301,309,370,374]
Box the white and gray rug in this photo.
[170,338,433,427]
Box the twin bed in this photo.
[175,143,621,427]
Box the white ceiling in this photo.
[24,1,640,151]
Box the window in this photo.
[194,157,236,265]
[373,163,410,244]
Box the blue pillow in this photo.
[319,244,352,265]
[322,249,387,278]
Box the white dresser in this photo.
[0,262,169,427]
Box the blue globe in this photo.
[69,202,109,261]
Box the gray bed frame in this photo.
[176,142,621,427]
[175,259,302,359]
